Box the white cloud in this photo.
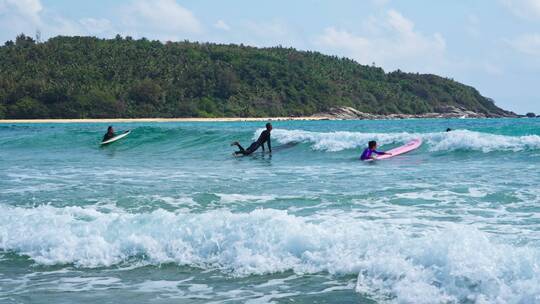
[80,18,114,36]
[122,0,202,40]
[245,20,289,39]
[240,19,301,47]
[507,33,540,55]
[47,15,83,37]
[315,10,446,72]
[0,0,42,22]
[0,0,43,40]
[501,0,540,19]
[0,0,85,42]
[386,9,414,34]
[316,27,371,55]
[206,18,307,49]
[214,19,230,31]
[0,0,201,42]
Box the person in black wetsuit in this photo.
[102,126,115,142]
[231,123,272,156]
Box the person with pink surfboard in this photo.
[360,139,422,161]
[360,141,392,161]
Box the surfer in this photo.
[102,126,115,142]
[360,140,391,161]
[231,123,272,156]
[446,128,452,132]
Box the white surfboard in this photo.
[100,130,130,145]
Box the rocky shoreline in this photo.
[0,106,524,124]
[314,106,519,120]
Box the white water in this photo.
[1,204,539,303]
[268,129,540,153]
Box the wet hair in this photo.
[368,140,377,149]
[107,126,113,131]
[266,123,272,129]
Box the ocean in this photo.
[1,118,539,303]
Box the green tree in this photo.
[0,35,513,119]
[0,103,6,119]
[75,89,124,118]
[8,97,49,118]
[129,79,163,105]
[15,34,35,47]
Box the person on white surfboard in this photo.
[102,126,115,142]
[360,140,392,161]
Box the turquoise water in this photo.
[1,118,540,303]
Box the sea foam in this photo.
[265,129,540,153]
[1,205,539,303]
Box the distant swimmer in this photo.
[231,123,272,156]
[102,126,115,142]
[446,128,452,132]
[360,140,391,161]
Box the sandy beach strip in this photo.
[0,116,330,124]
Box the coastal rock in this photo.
[314,106,517,120]
[313,107,377,120]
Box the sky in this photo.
[0,0,539,114]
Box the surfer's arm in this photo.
[375,150,391,155]
[267,136,272,153]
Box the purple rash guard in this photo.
[360,148,385,160]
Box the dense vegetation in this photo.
[0,34,511,119]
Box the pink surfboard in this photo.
[364,138,422,161]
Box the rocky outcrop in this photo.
[314,106,518,120]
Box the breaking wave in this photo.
[0,205,539,303]
[268,129,540,153]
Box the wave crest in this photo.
[267,129,540,153]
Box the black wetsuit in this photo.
[235,130,271,156]
[102,132,115,142]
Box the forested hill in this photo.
[0,34,513,119]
